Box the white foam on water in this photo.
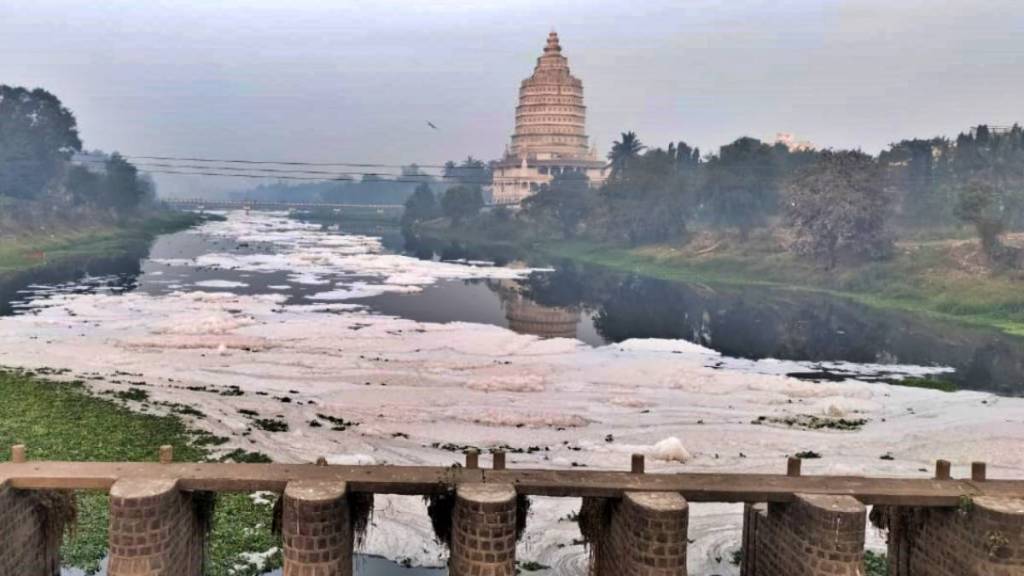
[3,210,1022,575]
[193,279,249,289]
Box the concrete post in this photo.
[883,497,1024,576]
[743,494,865,576]
[0,480,61,576]
[107,478,204,576]
[450,483,517,576]
[281,480,352,576]
[595,492,689,576]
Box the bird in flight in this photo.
[427,121,439,130]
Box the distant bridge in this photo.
[164,197,404,212]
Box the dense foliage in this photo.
[441,184,484,223]
[0,86,82,200]
[786,150,892,268]
[402,183,441,227]
[0,85,154,229]
[434,125,1024,272]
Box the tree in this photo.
[441,185,484,224]
[957,178,1010,261]
[597,146,697,245]
[0,86,82,199]
[401,183,440,227]
[101,153,145,214]
[880,138,954,226]
[949,124,1024,264]
[522,171,591,238]
[607,131,646,179]
[443,156,492,187]
[786,150,892,269]
[701,137,779,241]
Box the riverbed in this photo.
[3,210,1024,575]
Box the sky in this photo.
[2,0,1022,197]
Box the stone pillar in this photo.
[107,479,204,576]
[882,497,1024,576]
[281,480,352,576]
[743,494,865,576]
[594,492,689,576]
[450,483,517,576]
[0,480,60,576]
[741,503,765,576]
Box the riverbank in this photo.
[0,368,281,576]
[414,221,1024,338]
[0,211,213,275]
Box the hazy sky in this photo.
[2,0,1022,196]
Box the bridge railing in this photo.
[2,445,1022,575]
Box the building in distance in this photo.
[491,32,606,206]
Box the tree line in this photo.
[406,126,1024,270]
[0,85,154,225]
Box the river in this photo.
[2,210,1024,575]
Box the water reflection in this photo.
[402,232,1024,394]
[493,279,581,340]
[2,223,1022,395]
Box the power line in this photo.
[124,154,451,170]
[104,167,496,186]
[71,158,496,185]
[76,158,430,178]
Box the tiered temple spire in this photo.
[492,31,606,205]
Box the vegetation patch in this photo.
[253,418,289,433]
[752,414,868,431]
[219,448,273,464]
[888,376,958,393]
[112,387,149,402]
[0,368,280,576]
[864,550,888,576]
[316,412,359,431]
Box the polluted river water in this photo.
[2,210,1024,575]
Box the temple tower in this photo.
[492,32,606,205]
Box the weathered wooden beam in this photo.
[0,462,1014,506]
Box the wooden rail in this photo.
[3,454,1023,506]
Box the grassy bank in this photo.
[0,369,280,575]
[0,211,211,275]
[416,219,1024,338]
[540,237,1024,338]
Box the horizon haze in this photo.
[2,0,1022,197]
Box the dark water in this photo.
[3,218,1024,397]
[394,230,1024,395]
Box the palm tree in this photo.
[607,131,646,178]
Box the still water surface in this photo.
[5,217,1022,394]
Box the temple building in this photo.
[491,32,606,205]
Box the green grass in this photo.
[864,550,889,576]
[0,368,280,575]
[0,211,211,274]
